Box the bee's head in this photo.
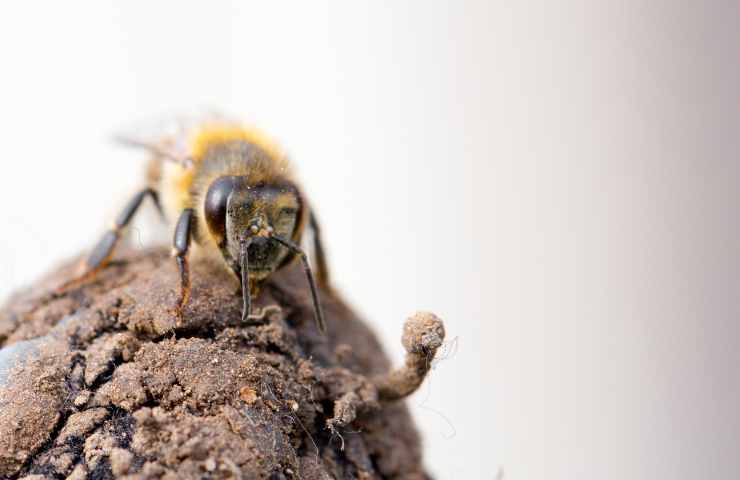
[203,175,301,280]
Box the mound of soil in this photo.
[0,249,444,480]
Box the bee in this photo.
[61,116,329,333]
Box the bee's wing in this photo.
[114,110,241,167]
[113,135,191,167]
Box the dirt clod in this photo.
[0,249,444,479]
[239,386,259,405]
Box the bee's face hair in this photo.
[204,175,301,280]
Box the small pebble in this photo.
[239,386,258,405]
[73,390,91,408]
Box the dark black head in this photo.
[203,175,302,281]
[202,174,326,333]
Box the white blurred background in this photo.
[1,2,739,479]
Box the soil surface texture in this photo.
[0,248,444,480]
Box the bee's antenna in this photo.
[270,235,327,334]
[239,239,252,322]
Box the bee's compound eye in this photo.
[204,176,239,244]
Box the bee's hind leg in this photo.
[172,209,194,318]
[57,188,161,292]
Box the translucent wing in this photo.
[114,110,242,168]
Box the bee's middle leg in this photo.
[172,209,194,317]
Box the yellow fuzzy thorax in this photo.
[188,123,284,163]
[158,121,294,218]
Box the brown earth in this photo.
[0,248,444,480]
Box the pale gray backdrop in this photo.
[0,2,738,479]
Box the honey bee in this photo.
[62,115,328,332]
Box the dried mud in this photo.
[0,249,444,480]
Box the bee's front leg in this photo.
[172,209,194,318]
